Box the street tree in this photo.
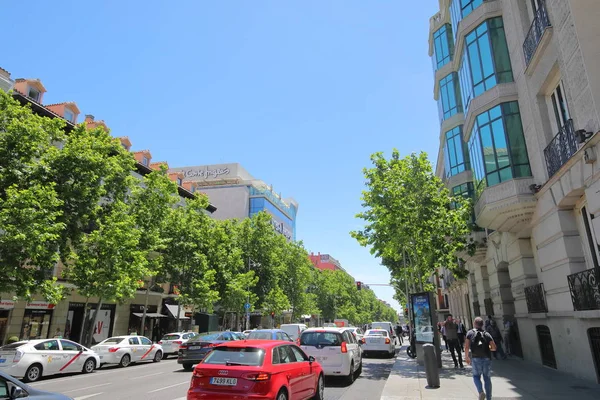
[280,241,319,320]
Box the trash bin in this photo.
[423,343,440,388]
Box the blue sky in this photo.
[3,0,440,314]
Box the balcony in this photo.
[525,283,548,313]
[567,268,600,311]
[544,119,579,178]
[523,0,551,66]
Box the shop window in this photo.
[21,310,53,340]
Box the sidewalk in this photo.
[381,345,599,399]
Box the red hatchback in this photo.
[187,340,324,400]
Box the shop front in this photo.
[0,300,15,345]
[65,302,115,344]
[20,302,55,341]
[161,299,191,333]
[128,304,164,340]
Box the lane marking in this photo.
[131,371,164,380]
[63,383,112,393]
[147,381,189,393]
[73,393,103,400]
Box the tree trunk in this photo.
[79,297,90,344]
[86,298,103,347]
[176,303,182,332]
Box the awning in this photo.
[132,313,167,318]
[301,315,312,319]
[165,304,190,320]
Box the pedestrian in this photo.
[503,317,512,356]
[440,322,448,352]
[53,328,63,338]
[465,316,497,400]
[443,314,464,368]
[457,318,466,351]
[486,319,507,360]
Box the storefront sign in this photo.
[272,220,293,240]
[183,166,230,180]
[0,300,15,310]
[25,302,55,310]
[411,292,434,344]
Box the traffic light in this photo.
[357,281,362,291]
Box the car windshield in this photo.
[101,337,125,344]
[203,347,265,366]
[247,331,273,340]
[300,331,342,346]
[366,330,387,336]
[161,334,181,341]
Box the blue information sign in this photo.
[244,303,251,310]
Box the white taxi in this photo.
[157,332,197,359]
[360,329,396,358]
[0,339,100,382]
[91,335,163,367]
[299,327,362,384]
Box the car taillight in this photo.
[296,338,301,346]
[180,344,188,349]
[243,372,271,381]
[385,338,391,344]
[13,350,23,363]
[108,347,119,353]
[174,340,183,345]
[341,341,348,353]
[193,369,205,378]
[360,338,365,344]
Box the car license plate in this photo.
[188,346,202,350]
[210,377,237,386]
[368,339,380,343]
[317,356,327,361]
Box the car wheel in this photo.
[119,354,131,368]
[183,363,194,371]
[153,351,162,363]
[345,361,355,385]
[277,388,288,400]
[356,359,363,377]
[24,364,43,383]
[162,353,169,360]
[82,358,96,374]
[312,374,324,400]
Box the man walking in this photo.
[444,314,463,368]
[465,317,497,400]
[457,318,466,350]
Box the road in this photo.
[27,351,398,400]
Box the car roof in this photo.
[252,329,283,332]
[216,340,290,349]
[303,327,344,333]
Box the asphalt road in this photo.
[27,350,398,400]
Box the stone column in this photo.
[507,236,538,315]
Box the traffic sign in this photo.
[244,303,251,309]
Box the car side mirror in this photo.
[11,386,27,399]
[308,355,315,363]
[77,346,84,353]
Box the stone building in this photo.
[429,0,600,382]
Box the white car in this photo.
[0,338,100,382]
[360,329,396,358]
[299,327,362,384]
[280,323,307,343]
[91,335,163,367]
[158,332,197,359]
[348,327,364,342]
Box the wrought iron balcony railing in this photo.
[523,0,551,66]
[544,119,578,178]
[567,268,600,311]
[525,283,548,313]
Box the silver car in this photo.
[158,332,197,358]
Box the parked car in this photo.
[247,329,293,342]
[348,327,364,342]
[91,335,163,368]
[371,322,395,340]
[360,329,396,358]
[242,330,255,337]
[186,340,324,400]
[0,370,73,399]
[299,327,362,384]
[279,323,307,343]
[158,332,198,359]
[178,331,243,371]
[0,339,100,382]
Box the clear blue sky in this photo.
[3,0,440,315]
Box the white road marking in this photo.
[63,383,111,393]
[131,371,164,379]
[73,393,104,400]
[147,381,189,393]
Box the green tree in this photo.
[0,90,66,302]
[280,240,316,320]
[352,151,470,305]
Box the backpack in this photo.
[470,329,490,358]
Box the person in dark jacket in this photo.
[486,319,507,360]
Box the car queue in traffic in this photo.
[0,322,399,399]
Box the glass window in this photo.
[27,86,40,101]
[60,340,79,351]
[468,102,532,197]
[142,157,149,166]
[176,178,182,186]
[128,337,139,345]
[203,347,265,366]
[34,340,60,351]
[140,337,152,345]
[461,18,513,113]
[276,346,295,364]
[64,109,74,123]
[290,345,308,362]
[451,0,484,35]
[438,73,463,121]
[444,126,470,177]
[433,24,454,70]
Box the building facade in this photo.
[170,163,299,240]
[309,253,346,272]
[429,0,600,382]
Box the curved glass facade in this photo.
[444,126,470,177]
[433,24,454,70]
[459,17,513,112]
[438,73,463,121]
[451,0,485,36]
[468,102,531,197]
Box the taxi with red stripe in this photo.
[0,338,100,382]
[92,335,162,368]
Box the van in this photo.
[280,323,307,343]
[371,322,395,338]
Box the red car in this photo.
[187,340,324,400]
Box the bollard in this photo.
[423,343,440,388]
